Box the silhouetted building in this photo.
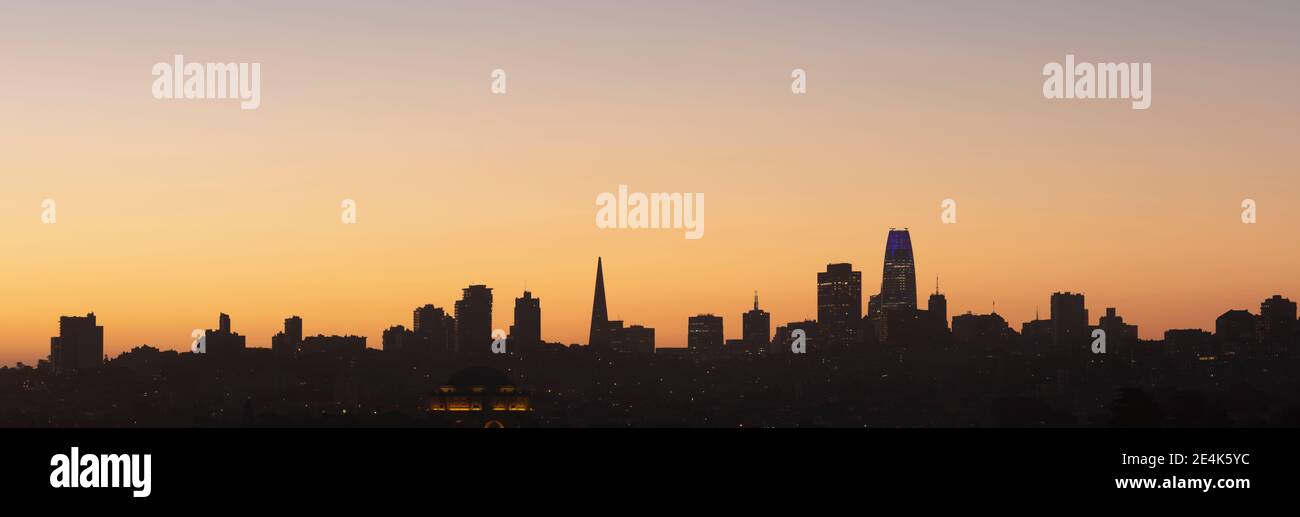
[204,313,246,356]
[928,280,948,331]
[688,314,724,353]
[818,263,861,347]
[382,325,417,354]
[1051,292,1088,353]
[49,313,103,374]
[952,311,1016,352]
[603,319,626,350]
[300,335,366,355]
[880,229,918,311]
[271,315,303,356]
[285,315,302,344]
[1097,307,1139,363]
[413,304,455,356]
[455,285,493,355]
[742,292,771,355]
[621,325,656,354]
[1021,317,1053,351]
[1215,309,1256,359]
[1165,329,1216,364]
[774,320,819,354]
[428,367,531,427]
[876,307,947,349]
[594,318,655,355]
[510,290,542,351]
[589,257,616,349]
[1259,295,1296,355]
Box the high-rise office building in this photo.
[742,291,771,355]
[818,263,862,346]
[1051,292,1088,373]
[510,290,542,350]
[1051,292,1088,347]
[455,285,493,354]
[880,229,918,312]
[271,315,303,356]
[928,278,948,331]
[688,314,724,353]
[413,304,455,355]
[49,313,104,374]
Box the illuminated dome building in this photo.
[428,366,532,427]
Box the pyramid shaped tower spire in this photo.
[589,257,609,347]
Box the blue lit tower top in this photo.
[880,228,917,312]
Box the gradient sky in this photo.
[2,0,1298,365]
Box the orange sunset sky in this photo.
[1,1,1298,365]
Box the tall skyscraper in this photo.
[742,291,771,355]
[510,290,542,350]
[880,229,918,312]
[928,278,948,331]
[688,314,724,353]
[455,285,493,355]
[818,263,862,346]
[1051,292,1088,349]
[413,304,455,355]
[1051,292,1089,375]
[49,313,104,374]
[589,257,611,348]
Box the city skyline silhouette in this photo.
[8,227,1299,428]
[19,227,1298,369]
[10,229,1300,366]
